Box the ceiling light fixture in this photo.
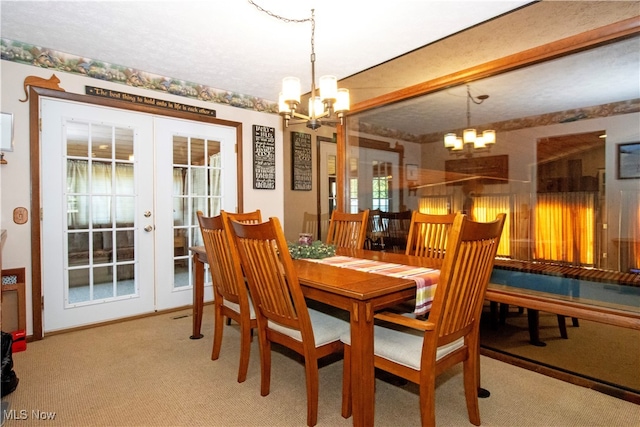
[279,9,350,130]
[250,2,349,130]
[444,85,495,156]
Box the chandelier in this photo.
[273,8,350,130]
[444,85,496,155]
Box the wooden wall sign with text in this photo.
[85,86,216,117]
[445,155,509,185]
[253,125,276,190]
[291,132,312,191]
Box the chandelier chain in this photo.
[247,1,312,24]
[247,1,316,70]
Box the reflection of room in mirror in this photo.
[346,32,639,276]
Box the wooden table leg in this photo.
[527,309,546,346]
[190,252,204,339]
[557,315,568,339]
[349,301,375,427]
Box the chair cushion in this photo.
[223,296,256,319]
[268,308,349,347]
[340,324,464,370]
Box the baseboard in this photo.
[481,346,640,405]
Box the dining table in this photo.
[189,245,442,427]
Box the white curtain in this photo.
[619,190,640,271]
[172,152,221,224]
[67,160,134,228]
[534,192,595,265]
[473,194,511,257]
[209,153,222,215]
[418,196,450,214]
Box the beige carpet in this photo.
[2,307,640,426]
[479,306,640,393]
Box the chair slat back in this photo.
[405,212,457,260]
[429,213,506,344]
[230,217,313,335]
[197,211,247,305]
[225,209,262,225]
[326,210,369,249]
[366,209,384,235]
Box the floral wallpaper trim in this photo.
[0,38,279,114]
[416,99,640,144]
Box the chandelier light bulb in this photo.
[463,128,477,144]
[278,93,292,114]
[483,129,496,144]
[308,96,324,118]
[319,75,338,102]
[444,133,457,148]
[334,88,350,113]
[282,77,301,104]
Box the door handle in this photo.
[144,225,154,232]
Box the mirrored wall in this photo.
[344,33,640,274]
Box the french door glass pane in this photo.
[172,136,221,288]
[66,121,137,305]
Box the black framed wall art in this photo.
[291,132,312,191]
[252,125,276,189]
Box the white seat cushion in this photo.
[268,308,349,347]
[341,324,464,370]
[223,295,256,319]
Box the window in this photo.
[372,160,390,212]
[349,178,359,213]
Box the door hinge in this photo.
[41,295,44,309]
[40,208,44,221]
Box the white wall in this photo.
[0,60,284,335]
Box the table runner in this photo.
[305,256,439,316]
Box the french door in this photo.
[41,99,236,332]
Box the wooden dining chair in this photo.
[341,213,506,427]
[380,210,413,252]
[326,209,370,249]
[196,210,259,383]
[229,217,349,427]
[221,210,262,326]
[405,212,457,261]
[387,212,456,315]
[364,209,383,250]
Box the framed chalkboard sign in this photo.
[291,132,312,191]
[252,125,276,190]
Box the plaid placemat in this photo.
[305,255,439,316]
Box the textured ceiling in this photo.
[0,0,532,103]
